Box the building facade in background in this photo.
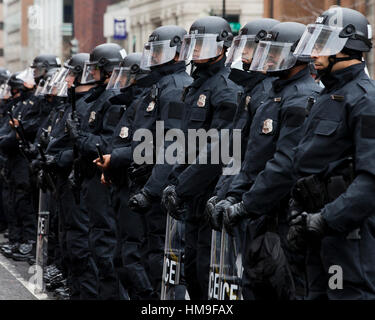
[3,0,34,71]
[0,0,5,66]
[104,0,263,53]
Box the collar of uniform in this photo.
[320,62,365,93]
[272,66,310,94]
[229,69,267,92]
[109,85,140,106]
[85,84,107,103]
[137,62,186,88]
[192,57,226,82]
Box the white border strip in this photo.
[0,253,49,300]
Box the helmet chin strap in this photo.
[317,53,362,78]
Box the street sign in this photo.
[114,19,127,40]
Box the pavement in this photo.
[0,232,52,300]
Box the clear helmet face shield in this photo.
[81,61,98,84]
[106,67,121,90]
[17,68,36,88]
[179,34,224,62]
[56,81,68,97]
[46,67,68,96]
[0,83,11,100]
[35,79,47,96]
[140,40,178,69]
[113,67,137,89]
[226,35,257,69]
[293,24,349,58]
[250,41,298,72]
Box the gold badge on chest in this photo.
[262,119,273,134]
[119,127,129,139]
[89,111,96,124]
[197,94,207,108]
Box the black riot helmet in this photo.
[250,22,308,73]
[226,18,280,70]
[64,53,90,85]
[30,54,61,83]
[179,16,233,63]
[81,43,127,84]
[8,72,28,96]
[140,25,187,69]
[0,68,11,84]
[293,6,372,75]
[108,52,150,90]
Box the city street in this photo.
[0,234,51,301]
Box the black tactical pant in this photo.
[82,173,119,300]
[0,179,8,229]
[142,201,167,299]
[184,194,212,300]
[111,183,155,300]
[8,154,36,243]
[57,175,99,300]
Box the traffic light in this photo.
[70,38,79,55]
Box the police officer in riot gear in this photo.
[206,18,280,231]
[216,22,321,299]
[288,6,375,300]
[31,54,62,85]
[119,25,192,299]
[45,53,98,299]
[0,72,37,260]
[0,67,11,233]
[94,53,157,299]
[66,43,126,299]
[162,16,242,300]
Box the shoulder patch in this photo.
[107,110,121,126]
[361,115,375,139]
[218,102,237,121]
[285,107,306,127]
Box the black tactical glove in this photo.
[287,212,328,252]
[205,195,219,225]
[128,189,153,214]
[24,143,39,160]
[287,198,304,224]
[66,114,81,140]
[207,196,237,231]
[161,185,185,221]
[29,159,43,176]
[43,154,57,171]
[292,212,328,238]
[223,201,249,235]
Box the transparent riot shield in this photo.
[34,190,50,294]
[161,214,186,300]
[208,230,222,300]
[219,227,243,300]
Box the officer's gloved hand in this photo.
[24,143,38,160]
[29,158,43,176]
[128,189,152,214]
[161,185,185,221]
[44,154,57,170]
[207,196,238,231]
[287,198,304,224]
[205,196,219,226]
[291,212,328,239]
[223,201,248,235]
[287,212,328,252]
[66,115,81,140]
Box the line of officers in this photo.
[0,5,375,300]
